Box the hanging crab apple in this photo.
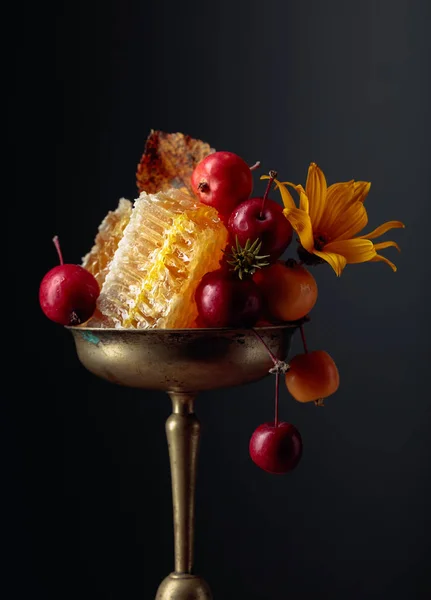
[39,236,100,326]
[191,151,254,216]
[285,326,340,405]
[286,351,340,405]
[254,259,318,322]
[228,170,293,260]
[250,420,303,474]
[249,333,303,474]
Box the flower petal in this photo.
[324,238,376,264]
[294,184,309,213]
[283,208,314,252]
[373,240,401,252]
[328,201,368,241]
[261,176,296,210]
[319,181,355,232]
[275,180,310,213]
[359,220,405,240]
[313,249,347,277]
[306,163,327,229]
[351,181,371,204]
[370,254,397,272]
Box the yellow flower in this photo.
[263,163,405,276]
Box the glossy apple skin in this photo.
[254,261,318,322]
[228,197,293,260]
[191,151,253,216]
[195,269,262,328]
[39,264,100,325]
[249,422,303,474]
[285,350,340,403]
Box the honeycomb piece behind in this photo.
[82,198,132,289]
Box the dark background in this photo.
[6,0,431,599]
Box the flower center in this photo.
[296,232,329,266]
[314,233,328,251]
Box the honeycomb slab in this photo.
[94,189,228,329]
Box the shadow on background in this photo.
[6,1,431,599]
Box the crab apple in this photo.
[195,269,262,328]
[39,236,99,326]
[285,350,340,403]
[254,259,318,322]
[249,422,303,474]
[228,197,293,260]
[191,151,253,216]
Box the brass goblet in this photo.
[68,324,298,599]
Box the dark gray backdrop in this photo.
[7,1,431,599]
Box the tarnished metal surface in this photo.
[68,325,297,392]
[155,572,213,600]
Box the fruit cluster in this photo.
[189,151,348,475]
[191,152,317,328]
[40,133,404,477]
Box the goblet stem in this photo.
[156,393,211,600]
[166,392,200,575]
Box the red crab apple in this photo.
[228,197,292,260]
[249,421,303,474]
[39,236,100,326]
[228,170,293,260]
[191,151,254,216]
[195,268,262,328]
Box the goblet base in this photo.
[156,572,212,600]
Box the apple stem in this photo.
[274,371,280,428]
[260,170,277,217]
[300,324,309,354]
[253,329,286,428]
[52,235,64,265]
[252,329,278,365]
[249,160,261,171]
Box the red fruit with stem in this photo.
[39,236,100,326]
[228,170,293,260]
[195,269,262,328]
[191,151,254,216]
[249,331,303,474]
[249,421,303,474]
